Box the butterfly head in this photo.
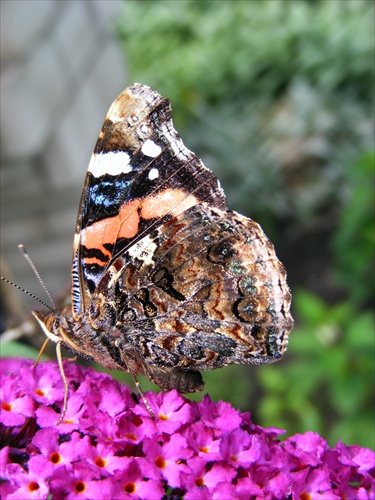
[32,310,61,344]
[32,308,81,356]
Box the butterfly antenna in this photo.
[17,244,57,311]
[0,276,55,314]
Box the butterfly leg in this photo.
[55,341,69,424]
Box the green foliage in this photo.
[332,152,375,306]
[0,341,42,360]
[118,0,373,104]
[258,290,375,448]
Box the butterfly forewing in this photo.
[72,84,226,316]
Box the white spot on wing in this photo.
[88,151,132,177]
[148,168,159,180]
[141,139,162,158]
[127,234,157,266]
[140,124,149,135]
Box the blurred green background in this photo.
[3,0,374,449]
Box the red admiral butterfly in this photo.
[31,83,293,417]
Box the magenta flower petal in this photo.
[116,413,156,444]
[181,456,237,491]
[1,374,37,427]
[79,435,130,475]
[339,443,375,471]
[88,372,134,418]
[283,431,328,468]
[136,389,191,433]
[0,394,36,426]
[235,475,264,498]
[143,433,193,488]
[20,361,65,406]
[194,394,243,433]
[0,357,33,375]
[182,420,222,461]
[111,460,165,499]
[1,358,373,498]
[203,462,237,489]
[185,481,238,500]
[49,462,104,499]
[36,390,86,429]
[4,455,53,499]
[220,428,263,467]
[305,466,336,495]
[32,427,83,470]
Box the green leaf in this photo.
[0,341,41,360]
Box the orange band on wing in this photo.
[82,199,142,261]
[83,256,109,266]
[141,188,198,219]
[118,199,142,238]
[81,189,198,265]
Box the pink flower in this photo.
[111,460,165,499]
[2,454,53,499]
[0,375,36,427]
[219,428,263,466]
[1,358,374,498]
[143,433,193,488]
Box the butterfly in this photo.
[32,83,293,418]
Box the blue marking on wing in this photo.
[90,180,131,207]
[82,178,133,226]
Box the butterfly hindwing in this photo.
[88,202,293,390]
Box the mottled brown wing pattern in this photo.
[88,203,293,392]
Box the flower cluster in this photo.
[1,358,374,499]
